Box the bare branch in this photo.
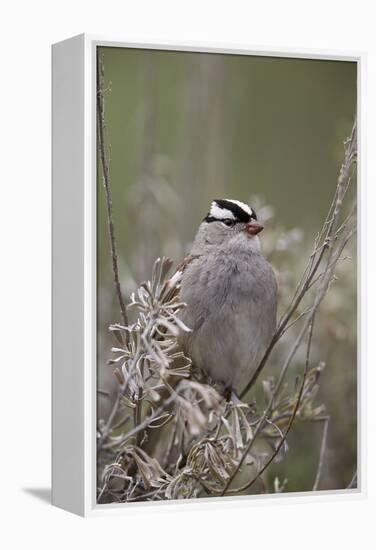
[221,315,316,496]
[222,217,355,495]
[96,52,128,326]
[221,120,357,494]
[240,118,357,398]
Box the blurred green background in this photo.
[97,46,357,494]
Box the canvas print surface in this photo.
[96,46,357,504]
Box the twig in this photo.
[240,118,357,398]
[221,187,356,495]
[102,391,178,450]
[221,315,316,496]
[163,415,179,468]
[97,388,124,452]
[347,470,357,489]
[280,306,313,336]
[112,413,131,431]
[97,451,123,503]
[97,389,111,397]
[96,53,128,327]
[312,416,330,491]
[134,389,143,447]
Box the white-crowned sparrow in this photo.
[176,199,277,398]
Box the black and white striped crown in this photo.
[204,199,257,224]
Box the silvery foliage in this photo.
[98,256,326,503]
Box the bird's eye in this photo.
[223,219,235,227]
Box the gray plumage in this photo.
[178,200,277,394]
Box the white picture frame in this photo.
[52,34,365,517]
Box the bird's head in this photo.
[195,199,263,252]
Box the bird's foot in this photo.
[224,386,242,405]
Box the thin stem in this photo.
[97,388,124,452]
[347,470,357,489]
[96,52,128,327]
[280,306,313,336]
[134,389,143,447]
[222,217,355,496]
[104,391,178,450]
[112,414,131,431]
[221,315,316,496]
[163,415,179,469]
[97,451,122,503]
[240,119,357,399]
[312,416,330,491]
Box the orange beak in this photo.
[245,220,264,236]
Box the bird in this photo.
[176,199,278,400]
